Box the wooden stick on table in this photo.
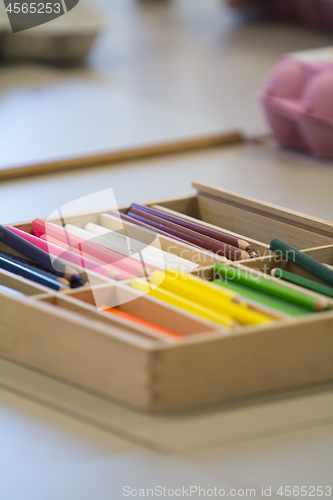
[0,131,243,181]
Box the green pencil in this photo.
[212,279,310,317]
[213,262,330,312]
[270,238,333,287]
[271,268,333,300]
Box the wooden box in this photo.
[152,182,333,254]
[1,182,333,412]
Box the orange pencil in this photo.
[101,306,183,341]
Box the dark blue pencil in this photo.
[0,251,70,286]
[0,254,70,291]
[0,225,85,288]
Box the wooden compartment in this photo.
[195,261,333,307]
[240,244,333,285]
[38,282,219,341]
[1,222,111,289]
[1,186,333,412]
[0,289,159,409]
[0,268,53,296]
[152,182,333,256]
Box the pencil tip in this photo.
[71,274,82,281]
[70,279,86,288]
[315,300,330,311]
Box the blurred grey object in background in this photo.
[0,1,105,65]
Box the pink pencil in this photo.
[39,233,133,280]
[7,227,126,281]
[32,219,147,277]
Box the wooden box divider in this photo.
[0,267,54,296]
[239,245,333,284]
[192,182,333,249]
[37,281,219,341]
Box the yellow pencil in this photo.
[131,278,235,329]
[164,268,238,301]
[151,271,271,325]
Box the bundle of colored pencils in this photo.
[109,204,258,261]
[131,268,272,330]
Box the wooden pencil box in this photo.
[1,182,333,412]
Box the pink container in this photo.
[259,48,333,159]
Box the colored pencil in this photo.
[65,223,157,274]
[131,203,258,257]
[67,223,130,255]
[84,222,198,273]
[32,219,146,277]
[127,210,241,260]
[131,278,236,328]
[106,210,202,249]
[0,254,69,291]
[101,306,182,341]
[271,268,333,300]
[128,207,249,260]
[163,267,237,302]
[0,284,22,296]
[7,227,125,281]
[213,279,310,317]
[214,262,330,311]
[150,271,271,325]
[39,234,129,280]
[0,251,70,286]
[65,223,131,256]
[270,238,333,288]
[1,225,85,287]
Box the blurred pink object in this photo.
[259,48,333,159]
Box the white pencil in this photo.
[82,222,198,272]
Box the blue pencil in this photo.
[0,251,70,285]
[0,225,85,287]
[0,254,70,291]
